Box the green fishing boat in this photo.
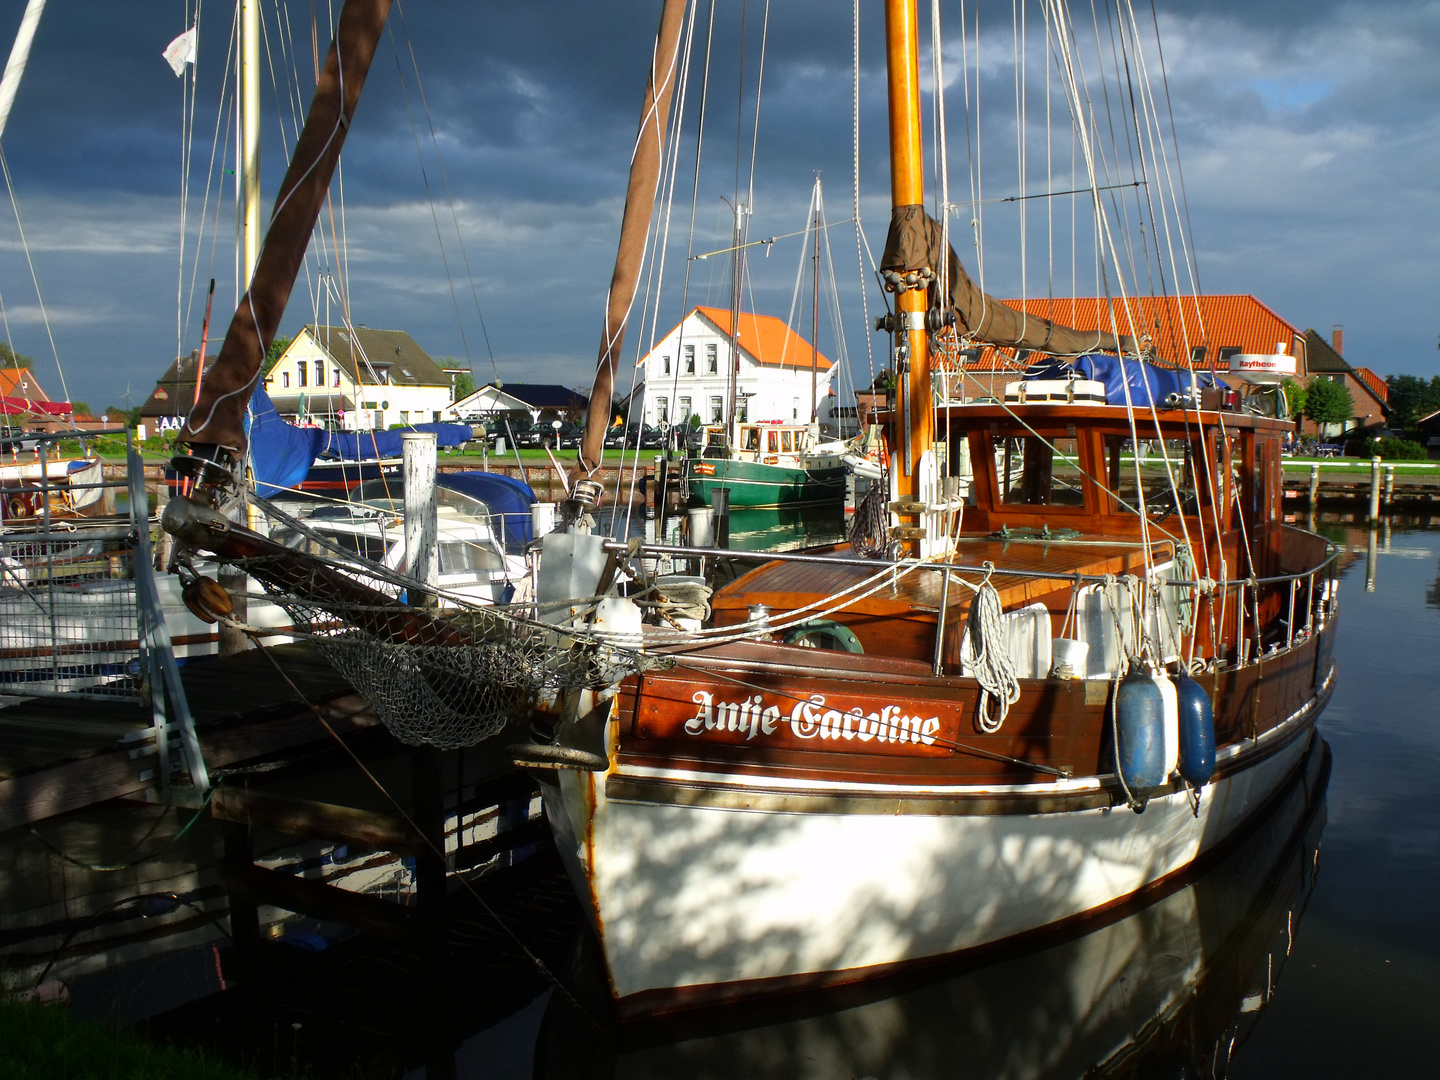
[683,422,846,509]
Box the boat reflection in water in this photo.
[537,739,1329,1080]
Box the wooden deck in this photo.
[0,643,379,834]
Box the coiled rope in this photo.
[959,562,1022,733]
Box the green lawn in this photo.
[0,1000,273,1080]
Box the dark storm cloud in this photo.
[0,0,1433,411]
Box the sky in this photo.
[0,0,1434,416]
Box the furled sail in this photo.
[880,204,1135,356]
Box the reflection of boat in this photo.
[536,738,1330,1079]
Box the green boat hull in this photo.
[685,457,846,509]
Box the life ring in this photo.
[783,619,864,653]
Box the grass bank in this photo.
[0,1000,271,1080]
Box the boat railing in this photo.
[604,537,1342,670]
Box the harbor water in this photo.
[4,513,1437,1078]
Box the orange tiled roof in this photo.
[0,366,50,401]
[1353,366,1389,404]
[961,295,1304,372]
[692,306,834,370]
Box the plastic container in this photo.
[1049,637,1089,680]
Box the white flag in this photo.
[162,26,197,77]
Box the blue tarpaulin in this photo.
[247,385,473,497]
[1025,354,1227,407]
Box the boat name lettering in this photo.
[684,691,939,746]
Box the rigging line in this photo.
[688,217,860,261]
[247,641,605,1032]
[745,0,770,212]
[387,27,472,369]
[1112,0,1165,302]
[851,0,875,383]
[1146,0,1203,298]
[780,180,820,372]
[931,0,950,308]
[176,1,202,358]
[393,1,500,377]
[184,4,237,355]
[732,0,748,209]
[948,178,1144,209]
[0,146,66,402]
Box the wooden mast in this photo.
[577,0,689,476]
[176,0,392,472]
[884,0,932,536]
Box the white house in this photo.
[264,325,454,430]
[633,306,836,431]
[446,383,588,425]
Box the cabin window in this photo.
[781,430,794,453]
[743,427,759,451]
[709,396,723,423]
[656,397,669,423]
[282,372,291,388]
[439,541,503,574]
[1102,434,1202,518]
[767,430,780,454]
[684,345,695,374]
[314,360,325,386]
[297,364,307,388]
[706,344,718,374]
[678,396,691,422]
[997,436,1085,508]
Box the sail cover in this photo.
[880,205,1136,355]
[1026,354,1227,407]
[248,386,473,496]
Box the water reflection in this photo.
[536,741,1330,1080]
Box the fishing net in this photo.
[228,548,648,750]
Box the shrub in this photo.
[1375,437,1427,461]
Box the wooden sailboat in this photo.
[526,0,1340,1021]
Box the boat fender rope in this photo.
[963,562,1021,734]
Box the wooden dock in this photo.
[0,643,380,834]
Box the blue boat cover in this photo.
[437,471,536,552]
[1025,354,1227,407]
[247,385,473,497]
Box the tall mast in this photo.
[810,178,820,423]
[726,199,745,437]
[884,0,931,521]
[239,0,261,289]
[0,0,46,142]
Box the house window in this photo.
[706,344,718,374]
[314,360,324,386]
[792,397,800,420]
[400,411,411,425]
[1216,347,1241,365]
[684,345,695,375]
[737,396,748,422]
[282,371,290,388]
[678,396,691,422]
[709,396,723,423]
[297,364,307,388]
[656,397,669,423]
[333,368,341,388]
[1190,345,1207,364]
[663,355,671,375]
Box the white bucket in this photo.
[1050,637,1090,680]
[531,502,557,538]
[687,507,716,548]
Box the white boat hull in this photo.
[543,687,1327,1016]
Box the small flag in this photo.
[163,27,197,77]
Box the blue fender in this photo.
[1175,672,1217,786]
[1115,668,1167,791]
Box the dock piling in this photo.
[1368,457,1382,521]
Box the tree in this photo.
[453,369,475,401]
[1304,376,1354,429]
[1385,374,1440,430]
[0,341,35,367]
[70,401,92,418]
[1279,378,1306,421]
[264,336,293,372]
